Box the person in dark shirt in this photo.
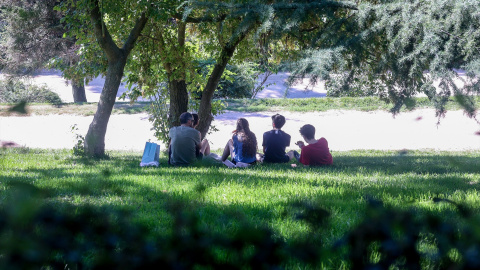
[262,114,292,163]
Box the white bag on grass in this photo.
[140,142,160,167]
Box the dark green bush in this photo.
[335,198,480,269]
[1,183,479,269]
[0,77,62,104]
[0,183,287,269]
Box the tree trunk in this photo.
[197,47,244,138]
[83,2,147,157]
[196,21,257,139]
[84,58,126,157]
[197,61,228,139]
[168,79,188,127]
[166,21,188,127]
[72,78,87,103]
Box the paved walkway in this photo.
[1,109,479,152]
[1,70,479,152]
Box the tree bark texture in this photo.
[166,21,188,127]
[71,78,87,103]
[168,79,188,127]
[196,58,229,139]
[84,59,126,157]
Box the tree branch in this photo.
[88,0,120,61]
[123,12,148,55]
[172,12,227,23]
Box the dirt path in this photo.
[1,70,479,152]
[1,109,479,152]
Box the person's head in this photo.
[179,112,194,126]
[192,113,199,128]
[236,118,250,133]
[299,124,315,140]
[271,114,286,129]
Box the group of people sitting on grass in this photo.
[168,112,333,167]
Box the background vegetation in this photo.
[0,77,62,104]
[2,96,480,116]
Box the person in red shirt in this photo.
[289,124,333,166]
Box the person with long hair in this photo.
[221,118,258,164]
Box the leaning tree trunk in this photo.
[197,22,256,138]
[83,1,147,157]
[197,60,229,139]
[71,77,87,103]
[84,58,127,157]
[168,79,188,127]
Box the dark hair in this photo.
[271,114,286,129]
[299,124,315,140]
[179,112,193,124]
[192,113,199,127]
[235,118,257,157]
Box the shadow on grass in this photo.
[3,148,480,269]
[30,151,480,197]
[2,149,480,235]
[112,102,151,114]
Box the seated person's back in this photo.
[289,124,333,166]
[232,132,257,164]
[263,114,291,163]
[169,113,201,166]
[221,118,258,164]
[299,137,332,166]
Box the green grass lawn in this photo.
[2,96,480,115]
[1,147,479,267]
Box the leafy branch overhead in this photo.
[0,0,88,102]
[289,0,480,118]
[123,0,362,140]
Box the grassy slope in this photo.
[1,148,479,247]
[1,96,480,115]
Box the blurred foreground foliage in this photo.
[0,182,479,269]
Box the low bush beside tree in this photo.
[0,77,62,104]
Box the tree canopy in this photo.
[123,0,359,139]
[53,0,359,156]
[0,0,88,102]
[5,0,478,157]
[289,0,480,119]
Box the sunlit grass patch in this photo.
[1,148,479,267]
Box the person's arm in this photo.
[291,141,308,168]
[195,131,202,150]
[296,141,305,149]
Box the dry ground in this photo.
[1,70,479,152]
